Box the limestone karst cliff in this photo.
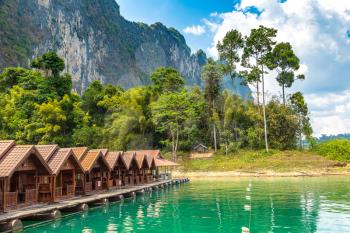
[0,0,250,97]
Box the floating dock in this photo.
[0,178,189,232]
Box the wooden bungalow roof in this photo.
[100,149,108,157]
[133,151,149,169]
[138,150,161,159]
[0,140,16,160]
[80,149,111,173]
[145,154,156,168]
[71,147,88,161]
[105,151,122,169]
[154,158,179,167]
[47,148,84,175]
[0,145,52,177]
[121,151,136,170]
[35,144,59,161]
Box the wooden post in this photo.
[52,175,56,202]
[3,178,7,211]
[35,170,38,203]
[72,170,76,196]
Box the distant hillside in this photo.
[0,0,251,97]
[317,134,350,142]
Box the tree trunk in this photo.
[175,128,179,161]
[171,132,175,161]
[282,84,286,106]
[299,113,303,150]
[256,81,260,107]
[261,65,269,152]
[213,124,217,152]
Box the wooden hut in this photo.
[140,150,178,181]
[144,154,156,183]
[193,144,209,153]
[105,151,124,189]
[71,147,89,194]
[79,149,111,193]
[134,152,151,185]
[0,141,52,212]
[120,152,138,186]
[36,145,85,201]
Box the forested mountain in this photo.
[0,0,250,96]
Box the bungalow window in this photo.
[43,176,49,184]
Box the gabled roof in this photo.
[80,149,111,173]
[71,147,89,161]
[134,151,148,169]
[105,151,122,169]
[154,158,179,167]
[35,144,59,161]
[121,151,136,170]
[193,144,208,150]
[145,154,156,168]
[137,150,161,159]
[0,145,52,177]
[100,149,108,157]
[0,140,16,160]
[48,148,84,175]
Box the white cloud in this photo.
[306,91,350,136]
[210,12,218,17]
[183,25,205,36]
[205,0,350,135]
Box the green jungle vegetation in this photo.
[1,25,347,169]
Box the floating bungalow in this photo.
[36,145,85,202]
[105,151,124,189]
[78,149,111,193]
[0,141,52,212]
[0,141,179,216]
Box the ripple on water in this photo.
[22,177,350,233]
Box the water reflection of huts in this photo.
[0,140,178,212]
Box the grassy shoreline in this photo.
[172,150,350,178]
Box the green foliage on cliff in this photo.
[0,51,310,154]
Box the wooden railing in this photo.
[85,182,92,193]
[66,185,74,197]
[25,189,37,204]
[5,192,17,209]
[55,187,62,198]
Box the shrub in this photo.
[314,139,350,162]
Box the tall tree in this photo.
[268,42,305,105]
[201,58,223,151]
[151,90,194,160]
[150,67,185,95]
[290,92,312,149]
[242,25,277,152]
[217,29,244,93]
[31,51,65,77]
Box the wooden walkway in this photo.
[0,178,188,224]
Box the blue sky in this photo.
[116,0,350,136]
[117,0,239,53]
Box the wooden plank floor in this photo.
[0,179,184,223]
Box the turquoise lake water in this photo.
[23,177,350,233]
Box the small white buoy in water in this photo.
[245,195,251,201]
[246,187,251,192]
[242,227,250,233]
[244,204,251,211]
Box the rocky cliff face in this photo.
[0,0,250,96]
